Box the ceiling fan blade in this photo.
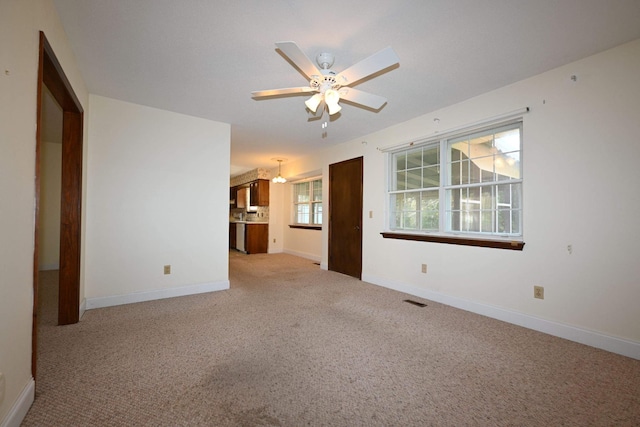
[275,41,321,79]
[337,46,399,86]
[252,87,315,98]
[338,87,388,110]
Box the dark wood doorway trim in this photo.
[328,157,364,279]
[33,32,84,378]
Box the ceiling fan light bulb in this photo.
[305,94,322,112]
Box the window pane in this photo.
[469,159,482,184]
[481,168,494,183]
[396,171,407,191]
[403,211,418,229]
[294,182,310,203]
[390,211,402,229]
[296,203,309,224]
[395,153,406,172]
[481,208,494,233]
[312,179,322,201]
[451,161,461,185]
[406,148,422,169]
[423,165,439,188]
[495,128,521,153]
[403,192,419,211]
[423,146,439,166]
[312,202,322,224]
[511,209,522,234]
[468,134,493,160]
[406,168,422,189]
[421,191,439,230]
[460,159,470,185]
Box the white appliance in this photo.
[236,222,246,253]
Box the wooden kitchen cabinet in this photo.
[245,223,268,254]
[249,179,269,206]
[230,186,238,208]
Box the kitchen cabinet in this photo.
[249,179,269,206]
[229,222,268,254]
[230,186,238,208]
[245,223,268,254]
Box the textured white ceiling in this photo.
[52,0,640,175]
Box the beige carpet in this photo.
[23,253,640,426]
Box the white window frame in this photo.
[387,119,524,242]
[292,177,323,226]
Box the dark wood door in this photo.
[328,157,363,279]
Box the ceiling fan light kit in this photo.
[252,41,399,120]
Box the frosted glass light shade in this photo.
[324,89,341,115]
[304,93,323,113]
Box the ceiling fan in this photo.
[252,41,400,117]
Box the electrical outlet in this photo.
[534,285,544,299]
[369,210,373,218]
[164,265,171,275]
[273,238,276,243]
[421,263,427,274]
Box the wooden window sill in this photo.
[289,225,322,230]
[381,232,525,251]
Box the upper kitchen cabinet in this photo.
[230,186,238,208]
[250,179,269,206]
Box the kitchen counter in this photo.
[230,220,269,224]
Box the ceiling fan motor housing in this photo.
[316,52,335,69]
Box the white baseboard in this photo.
[85,280,230,310]
[38,263,59,271]
[0,377,34,427]
[79,297,87,319]
[362,273,640,360]
[283,249,321,263]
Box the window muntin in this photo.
[293,179,322,225]
[389,122,522,238]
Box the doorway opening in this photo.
[33,32,84,379]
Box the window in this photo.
[293,179,322,225]
[389,121,522,239]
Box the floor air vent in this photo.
[404,299,427,307]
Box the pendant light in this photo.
[272,158,287,184]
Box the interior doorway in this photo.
[328,157,363,279]
[33,31,84,378]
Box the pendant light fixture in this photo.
[272,158,287,184]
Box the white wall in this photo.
[38,142,62,270]
[85,95,230,307]
[277,39,640,357]
[0,0,90,424]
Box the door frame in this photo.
[33,31,84,377]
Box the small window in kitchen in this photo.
[293,178,322,225]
